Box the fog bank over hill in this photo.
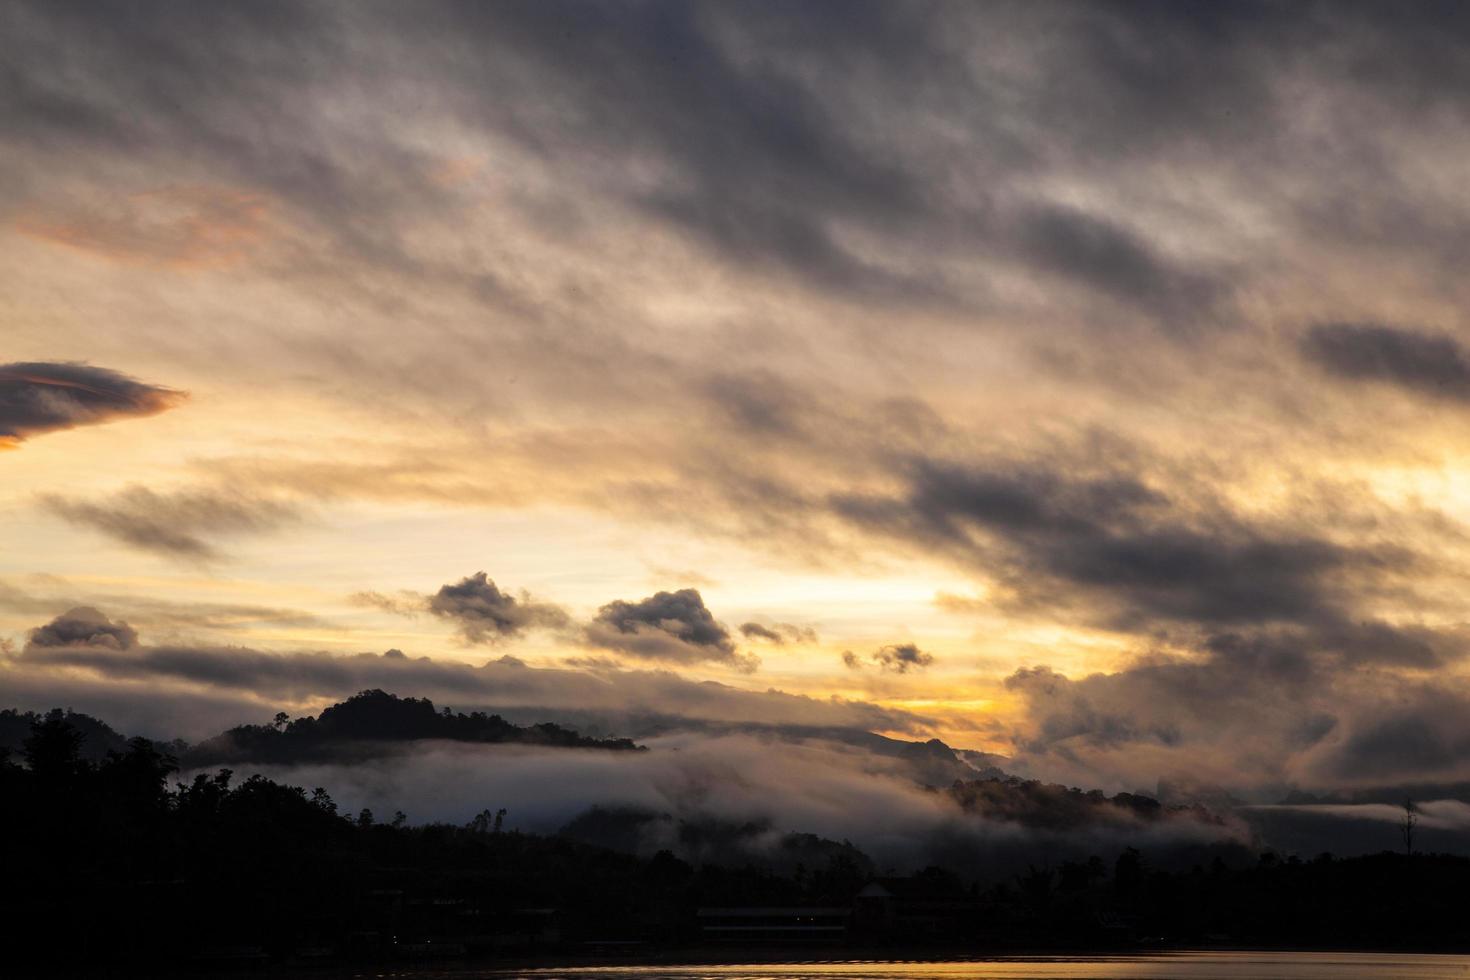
[5,687,1458,868]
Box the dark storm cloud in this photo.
[1333,714,1465,781]
[1001,615,1470,794]
[1300,323,1470,400]
[426,572,571,644]
[28,607,138,651]
[42,485,302,560]
[450,1,941,300]
[588,588,756,671]
[471,0,1470,316]
[5,0,917,294]
[1046,532,1362,627]
[1011,204,1225,324]
[1316,682,1470,788]
[425,1,1267,317]
[0,362,184,447]
[0,0,1270,321]
[1209,619,1458,672]
[833,456,1410,633]
[8,0,1470,329]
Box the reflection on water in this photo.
[496,952,1470,980]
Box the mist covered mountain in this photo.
[6,689,1460,865]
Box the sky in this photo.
[7,1,1470,804]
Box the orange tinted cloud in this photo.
[16,185,269,270]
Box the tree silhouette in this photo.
[311,786,338,814]
[23,709,86,782]
[469,807,506,834]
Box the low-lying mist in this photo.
[182,730,1251,880]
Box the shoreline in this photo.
[19,947,1470,979]
[247,945,1470,976]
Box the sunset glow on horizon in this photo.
[10,1,1470,801]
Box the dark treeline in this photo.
[6,711,1470,973]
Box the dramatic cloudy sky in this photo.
[7,1,1470,799]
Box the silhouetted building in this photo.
[852,874,980,941]
[696,906,849,942]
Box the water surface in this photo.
[501,952,1470,980]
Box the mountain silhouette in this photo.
[181,689,644,766]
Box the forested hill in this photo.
[183,689,644,765]
[1,690,643,769]
[0,706,155,761]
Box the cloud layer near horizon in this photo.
[3,606,919,742]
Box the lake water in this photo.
[500,953,1470,980]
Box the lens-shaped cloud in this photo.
[0,362,184,448]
